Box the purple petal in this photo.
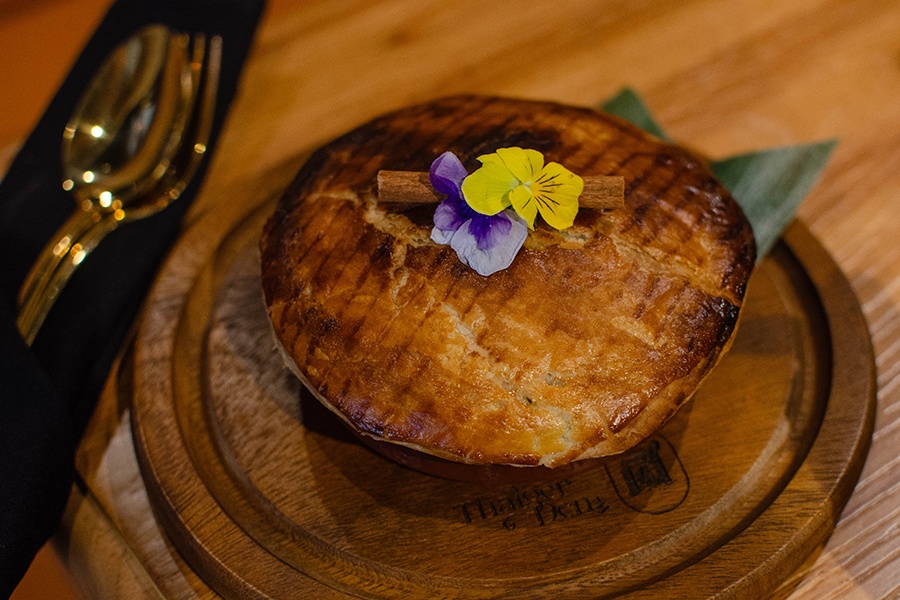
[448,210,528,276]
[429,152,468,200]
[428,155,529,276]
[468,212,513,251]
[433,191,479,234]
[430,227,455,245]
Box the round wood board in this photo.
[131,195,875,599]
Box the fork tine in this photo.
[132,32,221,216]
[173,33,222,201]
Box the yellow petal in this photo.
[495,147,544,184]
[508,184,537,229]
[461,159,516,215]
[531,162,583,230]
[476,153,506,168]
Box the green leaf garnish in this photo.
[600,88,836,260]
[601,87,670,141]
[709,141,837,258]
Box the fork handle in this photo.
[16,207,104,345]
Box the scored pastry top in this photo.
[260,95,756,468]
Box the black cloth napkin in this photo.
[0,0,264,595]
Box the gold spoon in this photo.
[16,29,222,345]
[16,25,190,332]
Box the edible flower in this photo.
[430,152,527,276]
[462,147,584,230]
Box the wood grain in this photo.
[2,0,894,597]
[128,186,873,597]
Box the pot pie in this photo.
[260,95,755,470]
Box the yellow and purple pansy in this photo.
[430,147,583,276]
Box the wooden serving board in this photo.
[130,190,875,599]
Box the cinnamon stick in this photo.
[377,170,625,210]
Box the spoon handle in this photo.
[17,211,126,345]
[16,208,102,343]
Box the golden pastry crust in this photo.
[260,95,755,468]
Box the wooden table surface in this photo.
[3,0,899,598]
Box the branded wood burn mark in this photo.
[454,435,689,529]
[605,435,689,515]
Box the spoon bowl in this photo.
[61,24,171,195]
